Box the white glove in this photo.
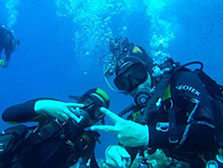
[34,100,84,122]
[105,145,131,168]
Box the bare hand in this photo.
[90,107,148,147]
[35,100,84,122]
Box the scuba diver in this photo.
[91,37,223,168]
[0,24,19,68]
[0,88,110,168]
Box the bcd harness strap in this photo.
[166,100,179,144]
[140,72,179,143]
[141,73,173,124]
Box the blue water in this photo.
[0,0,223,161]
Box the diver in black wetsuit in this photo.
[0,24,19,67]
[0,88,110,168]
[90,37,223,168]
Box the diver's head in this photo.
[104,37,155,86]
[114,56,153,93]
[1,24,20,51]
[103,37,177,108]
[112,37,156,92]
[114,55,177,108]
[71,88,110,127]
[104,37,176,92]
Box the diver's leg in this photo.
[0,49,4,66]
[1,50,11,67]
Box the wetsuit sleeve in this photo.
[147,71,216,150]
[2,98,58,124]
[148,124,215,150]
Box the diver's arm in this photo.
[148,124,215,150]
[2,98,56,124]
[148,126,184,148]
[0,50,11,67]
[2,99,84,124]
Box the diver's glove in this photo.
[35,100,84,122]
[105,145,131,168]
[90,107,149,147]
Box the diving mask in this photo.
[114,62,148,92]
[69,88,110,127]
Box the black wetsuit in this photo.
[129,70,217,167]
[1,99,99,168]
[0,25,15,62]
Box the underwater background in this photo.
[0,0,223,161]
